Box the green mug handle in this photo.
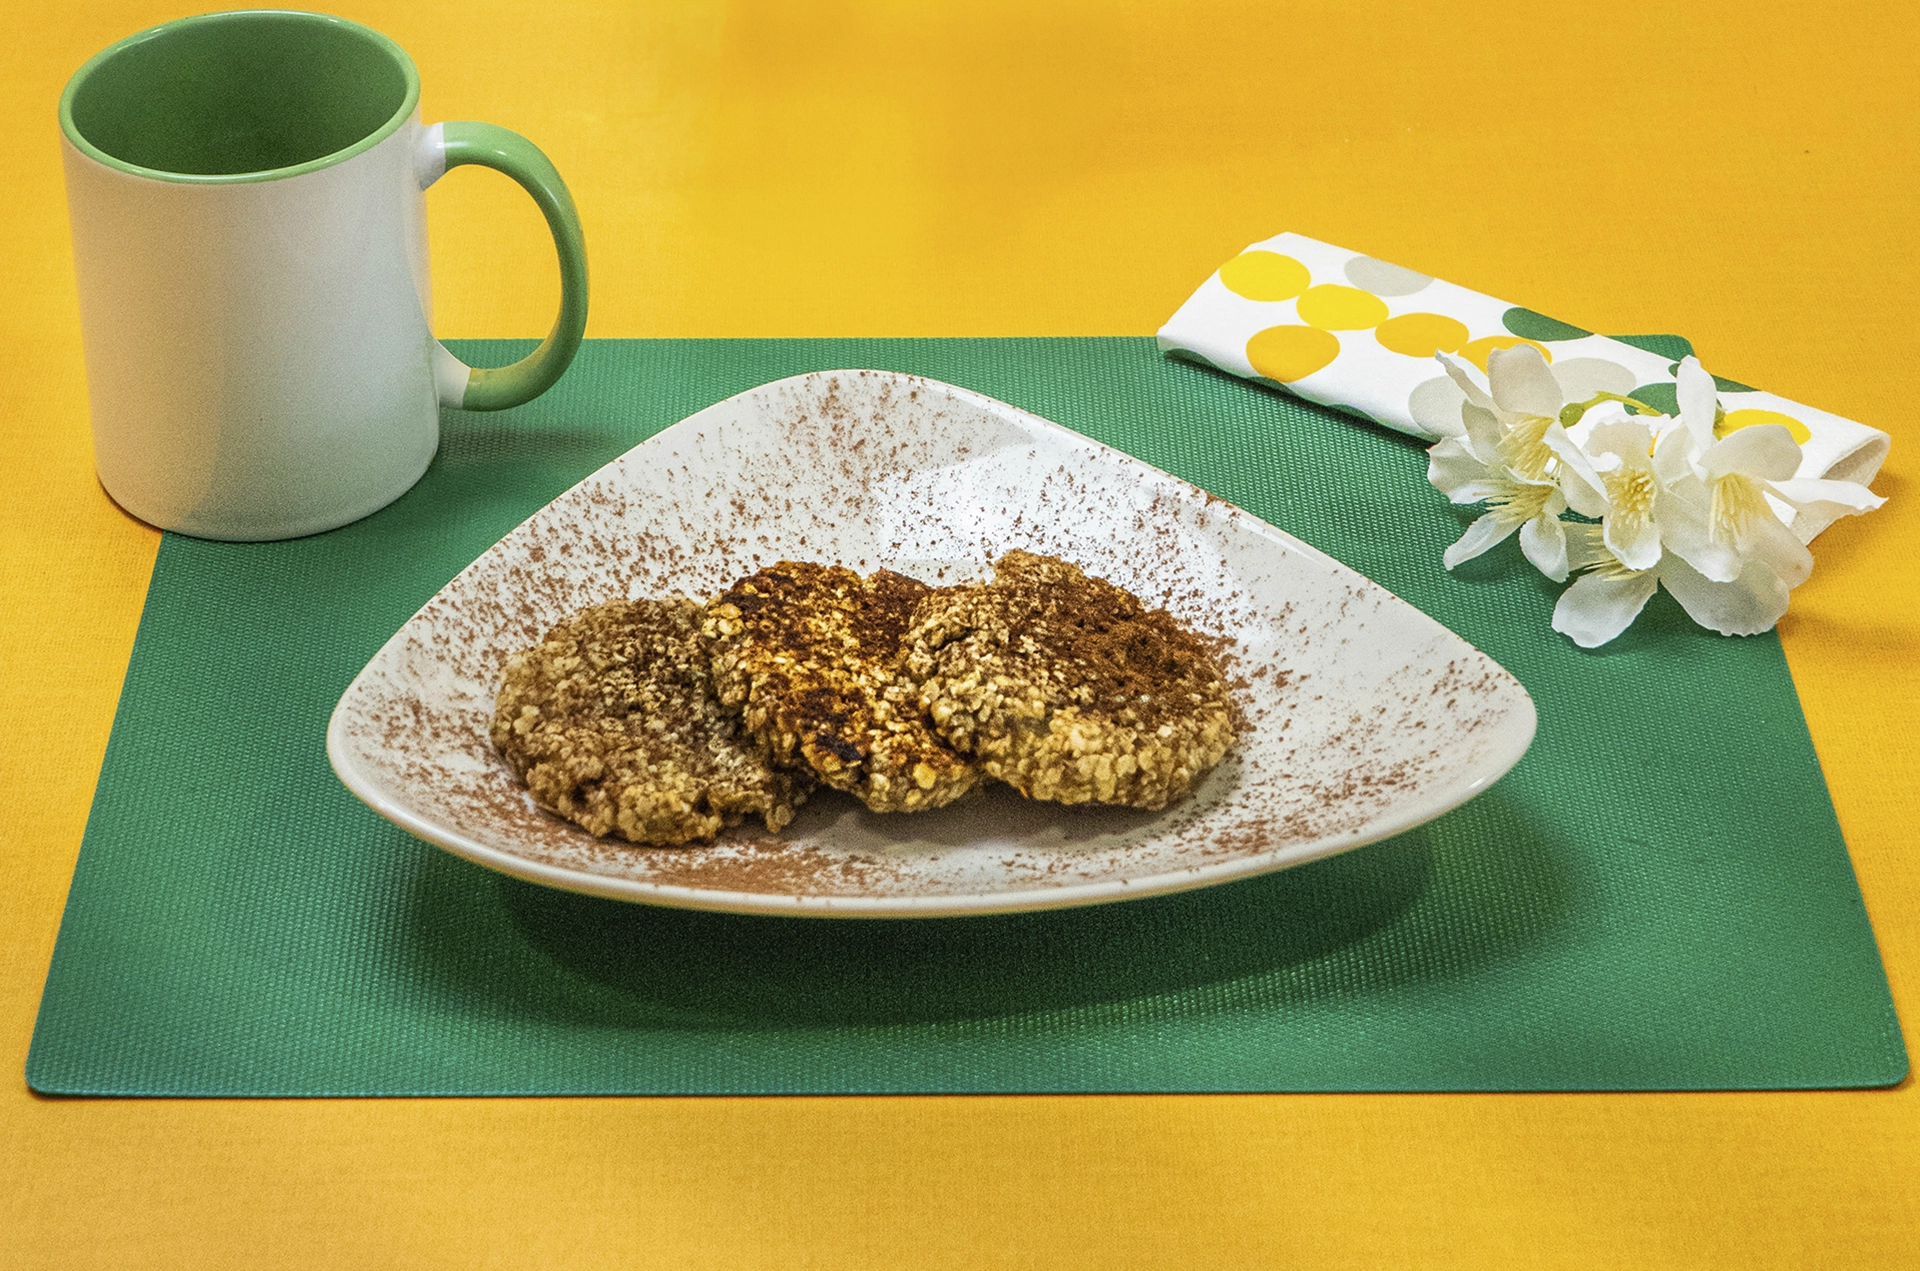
[426,121,588,411]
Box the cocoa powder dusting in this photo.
[328,369,1531,909]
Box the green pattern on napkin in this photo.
[27,338,1906,1095]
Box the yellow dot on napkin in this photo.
[1247,325,1340,382]
[1458,335,1551,371]
[1218,252,1310,301]
[1296,285,1390,330]
[1374,312,1469,358]
[1718,408,1812,445]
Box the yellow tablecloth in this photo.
[4,2,1914,1264]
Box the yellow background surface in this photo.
[4,1,1916,1265]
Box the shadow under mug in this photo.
[60,10,588,541]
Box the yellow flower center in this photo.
[1603,464,1656,543]
[1498,415,1555,482]
[1487,479,1554,527]
[1710,473,1771,544]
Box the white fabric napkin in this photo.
[1158,232,1889,540]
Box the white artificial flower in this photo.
[1656,357,1884,581]
[1548,419,1669,572]
[1443,344,1565,480]
[1425,419,1570,580]
[1660,423,1814,586]
[1550,525,1792,648]
[1425,350,1885,649]
[1425,346,1582,581]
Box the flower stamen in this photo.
[1602,465,1656,548]
[1486,479,1554,526]
[1497,415,1555,481]
[1583,556,1646,581]
[1710,473,1770,545]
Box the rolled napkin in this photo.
[1158,232,1889,541]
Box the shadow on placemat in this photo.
[397,786,1568,1031]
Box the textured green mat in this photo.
[28,337,1906,1096]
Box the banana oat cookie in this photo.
[902,550,1237,810]
[704,562,981,813]
[492,597,808,845]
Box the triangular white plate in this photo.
[329,370,1535,917]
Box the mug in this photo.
[60,10,588,541]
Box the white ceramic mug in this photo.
[60,10,588,541]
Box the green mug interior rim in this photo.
[59,9,422,185]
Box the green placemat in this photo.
[27,338,1906,1095]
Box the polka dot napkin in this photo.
[1158,232,1888,539]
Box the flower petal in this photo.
[1605,512,1664,573]
[1461,403,1504,465]
[1443,512,1518,570]
[1437,353,1497,413]
[1659,554,1790,637]
[1769,477,1888,543]
[1703,424,1801,482]
[1675,356,1719,452]
[1552,569,1659,648]
[1768,477,1887,514]
[1587,420,1656,467]
[1487,344,1564,418]
[1545,425,1610,518]
[1427,438,1502,504]
[1738,505,1814,589]
[1652,424,1699,485]
[1520,513,1570,582]
[1560,480,1609,519]
[1659,481,1742,582]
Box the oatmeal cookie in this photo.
[903,550,1236,809]
[492,597,808,845]
[704,562,981,812]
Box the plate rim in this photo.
[326,368,1537,918]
